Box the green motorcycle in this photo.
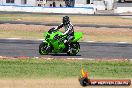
[39,27,83,55]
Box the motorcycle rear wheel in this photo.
[67,42,80,56]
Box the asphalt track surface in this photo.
[0,39,132,59]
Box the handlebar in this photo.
[48,27,56,34]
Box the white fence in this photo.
[0,5,96,14]
[114,7,132,13]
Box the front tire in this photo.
[67,42,80,56]
[79,77,89,87]
[39,42,51,55]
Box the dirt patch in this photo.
[1,15,132,26]
[0,24,132,35]
[0,24,132,34]
[70,16,132,26]
[75,27,132,36]
[0,24,51,31]
[0,78,131,88]
[1,24,132,34]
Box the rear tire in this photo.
[39,42,51,55]
[67,42,80,56]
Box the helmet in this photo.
[63,16,70,25]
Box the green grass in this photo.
[0,59,131,79]
[0,17,17,21]
[122,17,132,20]
[0,14,62,22]
[0,30,43,40]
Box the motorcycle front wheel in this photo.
[39,42,51,55]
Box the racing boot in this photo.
[67,44,71,52]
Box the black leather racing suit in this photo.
[55,22,74,43]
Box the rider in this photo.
[54,16,74,52]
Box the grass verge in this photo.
[0,29,43,40]
[0,58,131,79]
[0,14,132,26]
